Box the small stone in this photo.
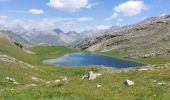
[97,84,102,88]
[139,68,148,71]
[6,77,10,80]
[25,84,36,88]
[54,80,61,83]
[31,84,36,86]
[158,82,166,85]
[124,80,134,86]
[61,77,68,81]
[13,82,19,84]
[46,81,51,84]
[31,76,39,81]
[6,77,16,82]
[153,80,157,83]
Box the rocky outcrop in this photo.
[77,15,170,58]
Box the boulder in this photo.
[124,80,134,86]
[88,71,97,80]
[82,71,102,80]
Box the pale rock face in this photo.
[124,79,134,86]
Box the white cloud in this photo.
[160,13,167,16]
[86,2,98,9]
[29,9,44,15]
[106,0,148,20]
[77,17,93,21]
[47,0,89,11]
[140,16,147,20]
[0,15,8,19]
[0,16,94,30]
[105,12,119,20]
[96,25,111,30]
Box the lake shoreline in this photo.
[43,53,145,68]
[101,63,170,74]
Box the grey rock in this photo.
[124,80,134,86]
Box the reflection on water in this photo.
[43,53,144,68]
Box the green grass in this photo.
[130,55,170,64]
[29,45,85,63]
[0,62,170,100]
[0,37,170,100]
[98,50,170,64]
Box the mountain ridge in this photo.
[77,15,170,58]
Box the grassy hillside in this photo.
[0,37,170,100]
[98,50,170,64]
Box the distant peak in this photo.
[53,28,64,34]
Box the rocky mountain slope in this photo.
[78,15,170,58]
[0,31,31,47]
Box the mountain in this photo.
[0,30,31,47]
[0,24,110,46]
[53,28,64,34]
[78,15,170,58]
[22,29,82,46]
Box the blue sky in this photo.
[0,0,170,32]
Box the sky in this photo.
[0,0,170,32]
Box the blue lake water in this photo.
[43,53,145,68]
